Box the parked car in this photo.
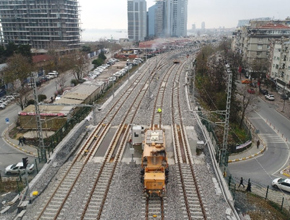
[272,178,290,193]
[108,76,116,82]
[241,79,251,84]
[247,88,255,94]
[260,89,268,95]
[265,94,275,101]
[5,162,35,175]
[47,71,58,78]
[46,75,55,80]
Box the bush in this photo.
[27,99,35,105]
[92,58,104,67]
[71,79,78,86]
[38,94,47,102]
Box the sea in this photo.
[81,29,128,42]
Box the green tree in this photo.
[0,45,5,63]
[17,45,32,61]
[98,51,107,60]
[81,45,91,53]
[92,58,104,67]
[4,42,17,57]
[38,94,47,102]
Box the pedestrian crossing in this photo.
[259,134,285,144]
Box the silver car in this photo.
[272,178,290,193]
[5,162,35,175]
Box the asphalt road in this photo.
[0,104,36,175]
[229,97,290,187]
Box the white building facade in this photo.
[269,39,290,95]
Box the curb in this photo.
[281,166,290,177]
[3,127,38,157]
[228,145,266,163]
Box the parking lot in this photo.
[0,94,18,110]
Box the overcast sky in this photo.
[79,0,290,30]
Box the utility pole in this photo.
[31,73,46,162]
[148,67,151,98]
[221,65,232,167]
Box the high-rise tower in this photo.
[127,0,147,41]
[0,0,80,50]
[164,0,187,37]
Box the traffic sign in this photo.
[5,117,9,124]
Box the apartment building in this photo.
[0,0,80,51]
[127,0,147,42]
[233,21,290,68]
[269,38,290,94]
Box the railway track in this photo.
[80,57,176,220]
[32,50,207,220]
[33,51,190,220]
[171,59,208,220]
[34,57,166,220]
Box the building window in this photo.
[257,45,262,50]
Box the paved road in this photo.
[228,97,290,187]
[0,104,36,174]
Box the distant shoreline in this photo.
[81,29,128,41]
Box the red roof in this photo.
[32,54,53,63]
[258,23,290,29]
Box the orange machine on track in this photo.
[140,129,169,197]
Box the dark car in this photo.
[260,89,268,95]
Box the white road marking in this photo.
[259,134,285,143]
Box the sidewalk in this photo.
[228,144,266,163]
[3,125,38,157]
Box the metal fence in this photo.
[225,174,290,213]
[197,109,290,214]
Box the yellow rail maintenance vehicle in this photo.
[140,129,169,197]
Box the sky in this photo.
[79,0,290,30]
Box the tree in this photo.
[15,86,30,110]
[251,58,268,80]
[17,45,32,61]
[3,54,33,88]
[70,51,89,80]
[236,86,256,128]
[4,42,17,57]
[0,45,5,63]
[98,50,107,61]
[81,45,91,53]
[92,58,104,67]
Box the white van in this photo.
[48,71,58,78]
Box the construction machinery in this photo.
[140,129,169,197]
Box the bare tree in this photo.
[15,87,31,110]
[3,54,33,88]
[55,74,66,89]
[250,58,268,80]
[236,86,257,128]
[70,51,90,80]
